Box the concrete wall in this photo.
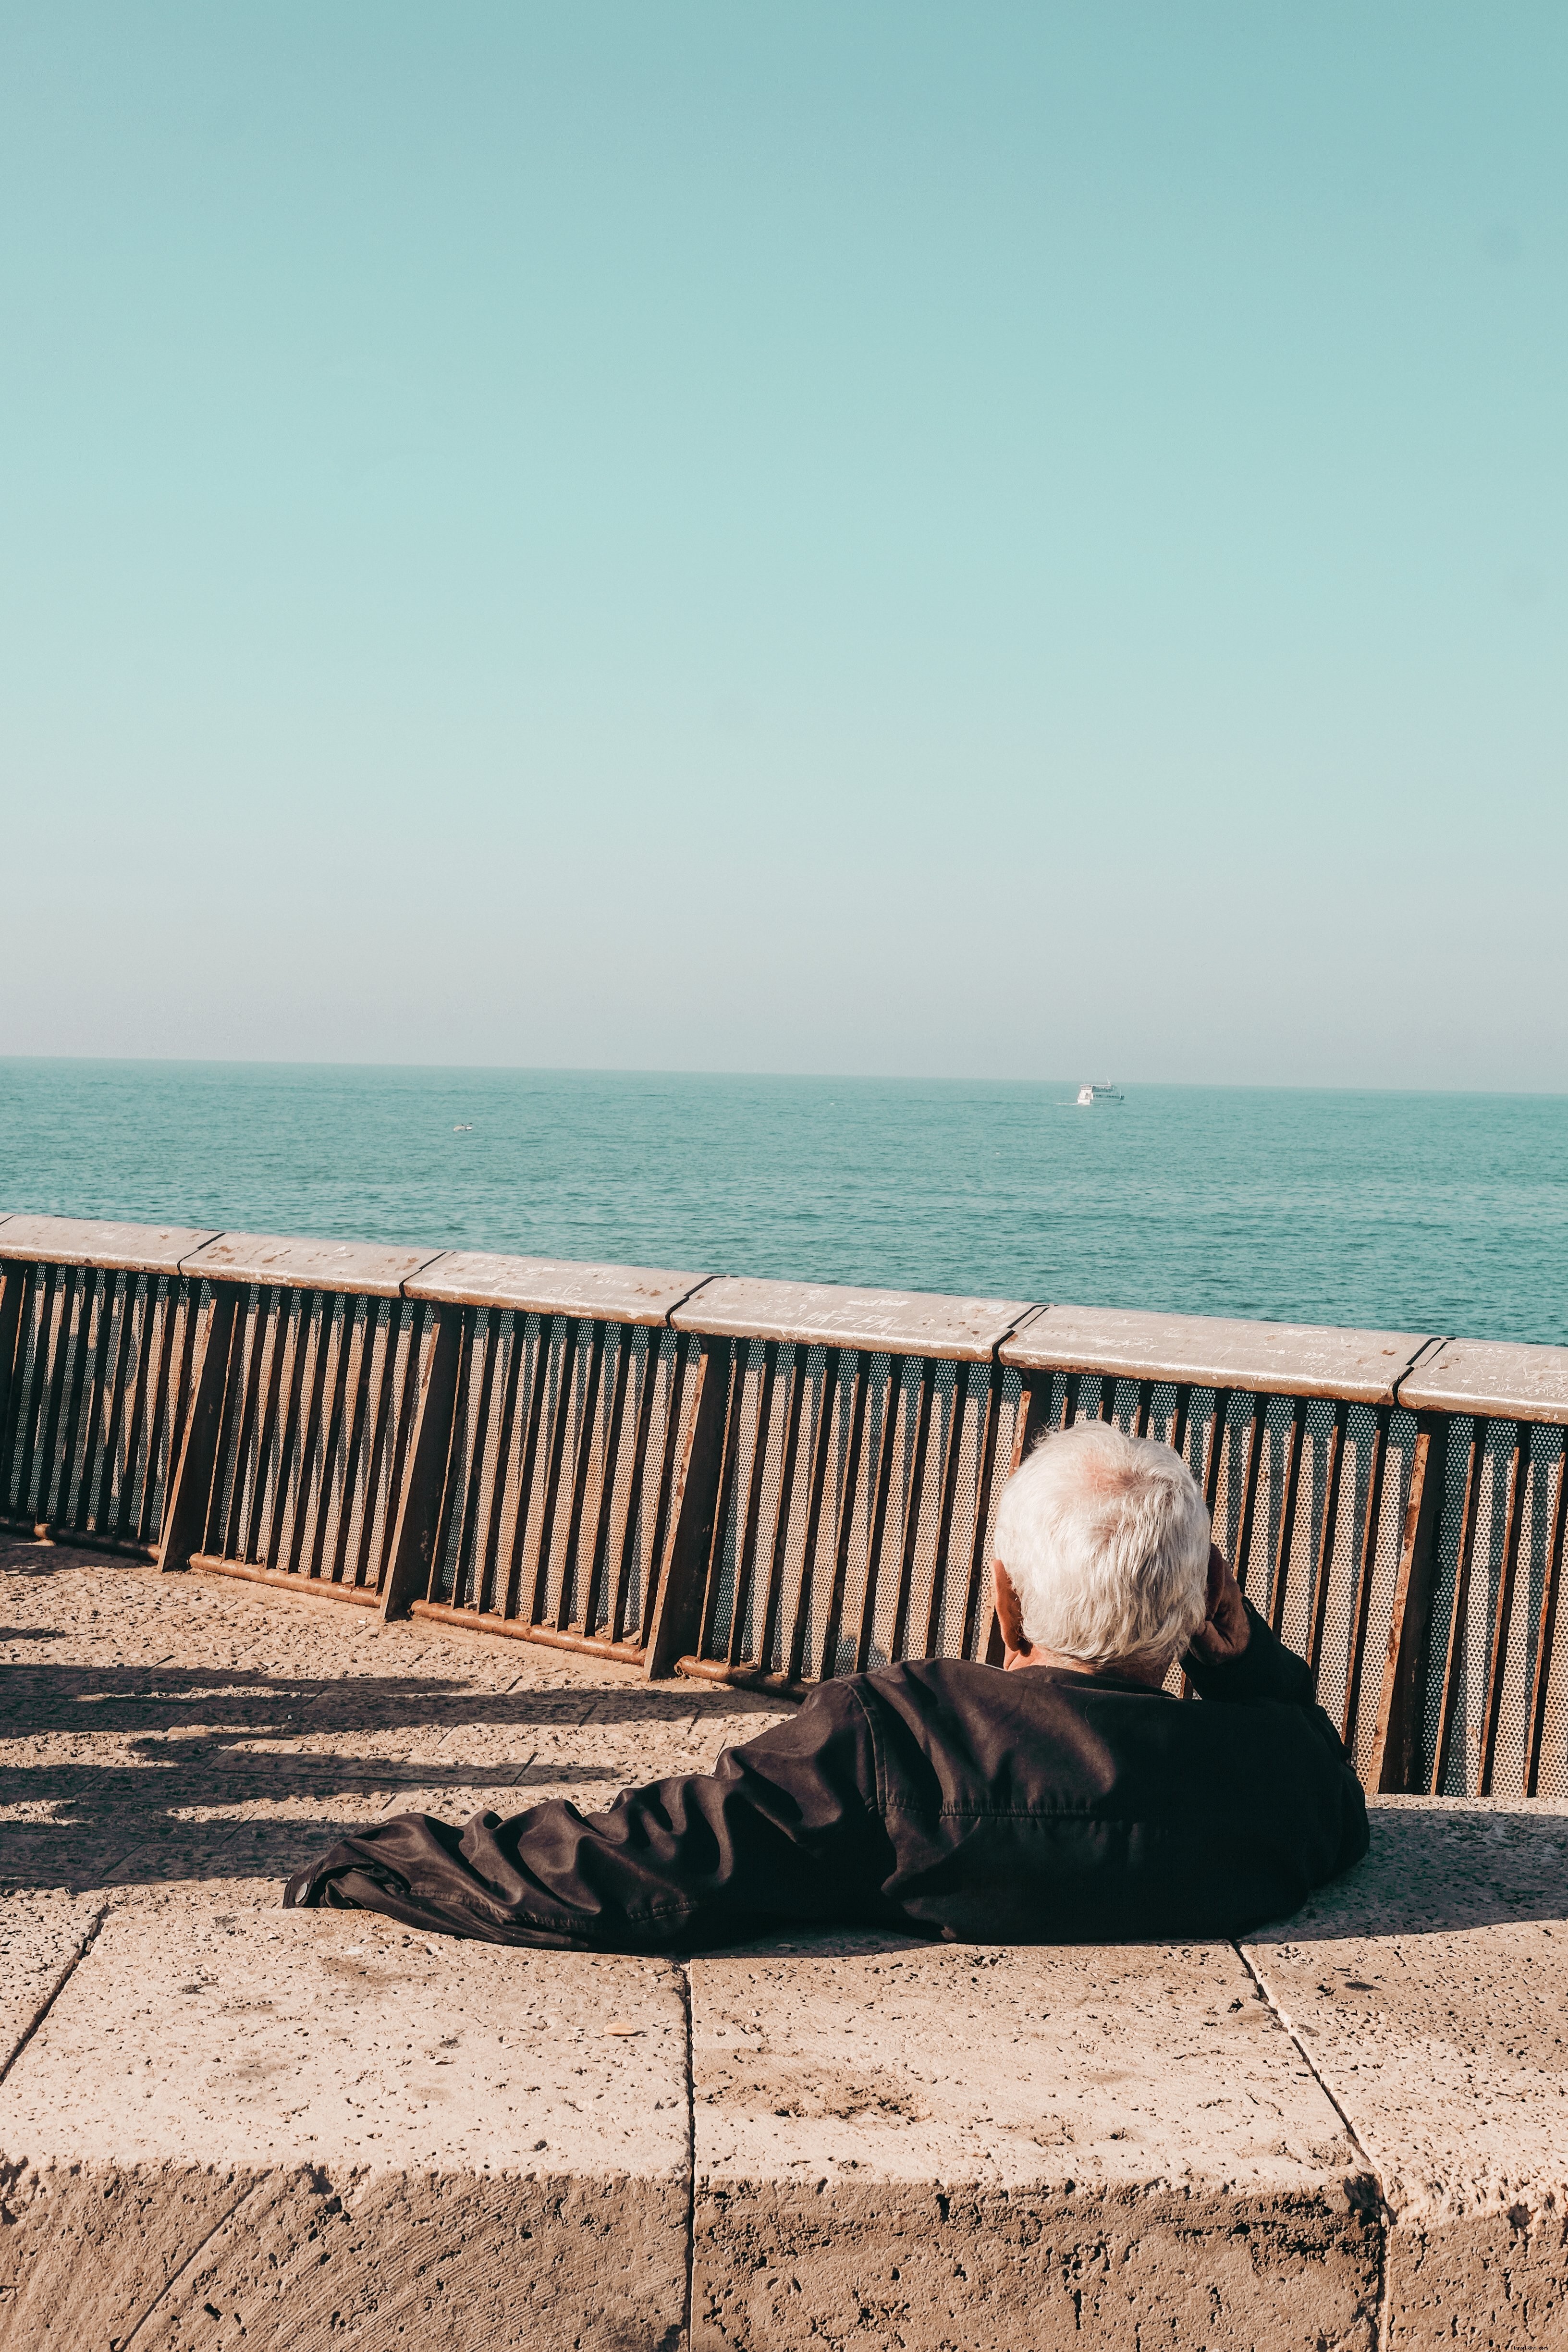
[4,1801,1566,2351]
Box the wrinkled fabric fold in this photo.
[285,1603,1367,1948]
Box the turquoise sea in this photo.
[1,1060,1565,1347]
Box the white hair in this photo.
[992,1420,1211,1671]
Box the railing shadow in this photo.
[1248,1801,1568,1940]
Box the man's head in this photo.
[992,1421,1212,1680]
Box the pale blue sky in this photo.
[3,3,1564,1085]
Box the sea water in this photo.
[1,1060,1565,1347]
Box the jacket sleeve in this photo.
[1184,1597,1370,1880]
[284,1678,891,1948]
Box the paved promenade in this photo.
[2,1535,1566,2349]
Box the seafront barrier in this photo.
[4,1210,1568,2347]
[1,1209,1565,1798]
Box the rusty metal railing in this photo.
[2,1211,1566,1798]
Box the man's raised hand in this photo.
[1189,1543,1250,1664]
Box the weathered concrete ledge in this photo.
[7,1208,1568,1422]
[4,1802,1568,2349]
[0,1896,689,2352]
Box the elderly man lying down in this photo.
[285,1421,1368,1946]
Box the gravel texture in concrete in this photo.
[7,1537,1568,2349]
[691,1938,1381,2351]
[0,1894,689,2352]
[1247,1796,1568,2352]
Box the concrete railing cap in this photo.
[1001,1303,1440,1406]
[1397,1336,1568,1426]
[405,1249,710,1326]
[672,1275,1035,1361]
[179,1231,445,1299]
[0,1212,223,1278]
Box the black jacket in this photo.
[284,1601,1368,1947]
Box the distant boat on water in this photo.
[1076,1083,1124,1106]
[453,1123,474,1131]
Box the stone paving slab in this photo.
[0,1890,689,2352]
[1246,1797,1568,2352]
[0,1887,103,2074]
[690,1940,1380,2351]
[0,1537,781,1895]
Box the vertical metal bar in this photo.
[1170,1384,1192,1467]
[581,1322,634,1639]
[1341,1408,1390,1751]
[754,1346,806,1675]
[637,1331,697,1649]
[54,1268,100,1525]
[221,1289,267,1561]
[0,1263,33,1511]
[450,1309,499,1610]
[1369,1412,1446,1793]
[1096,1376,1117,1424]
[159,1286,243,1572]
[962,1364,1008,1661]
[819,1353,872,1680]
[786,1346,844,1686]
[98,1272,140,1538]
[327,1299,380,1590]
[855,1356,907,1674]
[609,1326,662,1645]
[501,1315,553,1623]
[1133,1379,1152,1439]
[1478,1422,1529,1796]
[1061,1372,1081,1430]
[372,1303,433,1594]
[471,1310,525,1614]
[691,1339,749,1662]
[1306,1401,1348,1677]
[529,1319,583,1624]
[75,1270,121,1530]
[921,1361,969,1659]
[1008,1371,1044,1475]
[380,1302,465,1619]
[302,1295,356,1585]
[117,1270,167,1543]
[32,1266,79,1524]
[645,1334,733,1678]
[888,1362,937,1663]
[1525,1429,1568,1798]
[264,1292,313,1571]
[725,1340,779,1666]
[1431,1420,1486,1797]
[354,1301,404,1592]
[11,1263,57,1519]
[282,1291,337,1579]
[147,1277,203,1550]
[1231,1400,1266,1595]
[1203,1389,1232,1516]
[555,1322,607,1630]
[242,1287,293,1562]
[1268,1397,1308,1637]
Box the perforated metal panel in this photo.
[1023,1371,1420,1784]
[198,1285,434,1598]
[0,1262,208,1553]
[679,1340,1024,1690]
[1420,1417,1568,1797]
[427,1309,698,1653]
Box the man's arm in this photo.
[1184,1547,1369,1878]
[284,1677,891,1948]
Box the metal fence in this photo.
[2,1213,1565,1799]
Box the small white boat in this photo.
[1076,1083,1124,1106]
[453,1123,474,1132]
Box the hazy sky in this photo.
[3,4,1564,1086]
